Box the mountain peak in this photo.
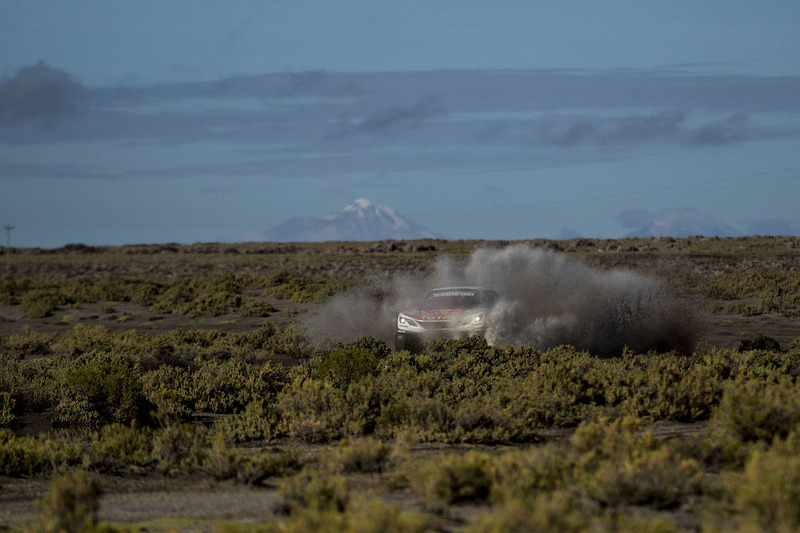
[248,199,442,242]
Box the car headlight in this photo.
[398,315,417,327]
[460,313,484,327]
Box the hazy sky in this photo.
[1,1,799,247]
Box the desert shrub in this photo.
[0,430,86,477]
[467,491,679,533]
[52,325,116,357]
[34,470,104,533]
[712,378,800,443]
[316,347,378,388]
[56,359,151,427]
[238,297,276,317]
[0,356,55,415]
[411,451,495,508]
[0,429,51,476]
[1,328,54,359]
[724,301,760,316]
[166,327,248,361]
[187,274,244,316]
[585,445,701,508]
[704,269,800,316]
[276,496,430,533]
[570,417,703,508]
[192,359,286,413]
[334,336,392,359]
[51,325,171,364]
[21,289,62,318]
[327,437,395,474]
[261,270,348,303]
[489,446,570,503]
[151,423,209,476]
[215,401,278,443]
[0,275,31,305]
[618,354,722,422]
[279,469,351,513]
[0,391,15,427]
[200,433,300,484]
[401,389,539,444]
[128,280,161,306]
[738,334,782,352]
[497,346,605,427]
[466,491,590,533]
[733,347,800,380]
[240,322,313,359]
[276,378,379,442]
[149,275,245,317]
[149,277,202,316]
[140,365,195,422]
[90,423,153,473]
[707,430,800,532]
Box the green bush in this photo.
[90,423,153,473]
[0,328,54,359]
[276,378,379,442]
[489,446,569,503]
[214,401,278,443]
[411,451,495,507]
[35,470,103,533]
[712,379,800,443]
[57,360,151,427]
[261,270,348,303]
[192,359,286,413]
[238,297,276,317]
[0,430,51,476]
[279,469,351,513]
[466,492,590,533]
[200,433,300,484]
[141,365,195,422]
[708,430,800,531]
[316,347,378,388]
[328,437,395,474]
[570,417,702,508]
[0,391,15,427]
[0,430,86,477]
[276,496,430,533]
[150,275,245,317]
[151,423,209,476]
[21,289,62,318]
[0,275,31,305]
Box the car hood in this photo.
[401,308,483,321]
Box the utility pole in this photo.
[3,225,13,272]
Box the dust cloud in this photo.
[305,245,698,355]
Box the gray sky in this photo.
[1,1,799,247]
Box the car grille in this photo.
[419,321,454,330]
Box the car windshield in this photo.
[421,290,481,310]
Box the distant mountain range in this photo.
[242,199,441,242]
[617,208,742,238]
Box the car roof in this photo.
[429,286,494,292]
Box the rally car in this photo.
[395,286,501,352]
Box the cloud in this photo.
[617,208,741,238]
[526,111,750,147]
[330,96,446,139]
[533,111,683,146]
[0,62,85,124]
[687,113,749,146]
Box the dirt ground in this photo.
[0,424,711,532]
